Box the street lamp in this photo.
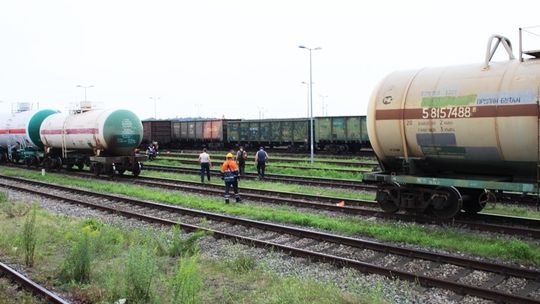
[149,97,160,119]
[76,85,94,101]
[301,81,310,118]
[299,45,322,164]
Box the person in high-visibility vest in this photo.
[220,153,241,204]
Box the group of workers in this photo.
[198,146,269,204]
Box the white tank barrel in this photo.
[40,109,143,156]
[368,58,539,180]
[0,109,58,150]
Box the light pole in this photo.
[301,81,310,118]
[76,85,94,101]
[299,45,322,164]
[149,97,160,119]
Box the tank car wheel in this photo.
[24,157,34,168]
[376,186,399,213]
[77,162,85,170]
[43,157,52,170]
[461,189,487,214]
[92,163,102,176]
[132,162,141,177]
[429,187,463,219]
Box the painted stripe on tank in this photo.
[0,128,26,134]
[40,128,99,135]
[376,104,538,120]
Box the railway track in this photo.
[0,261,69,304]
[155,157,373,174]
[94,173,540,238]
[167,148,376,159]
[163,152,378,167]
[143,164,375,190]
[1,174,539,303]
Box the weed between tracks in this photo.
[0,196,379,304]
[2,168,540,266]
[151,158,365,180]
[142,170,376,201]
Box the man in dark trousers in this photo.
[220,153,241,203]
[198,148,212,183]
[255,147,269,179]
[235,146,248,176]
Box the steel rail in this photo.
[0,261,70,304]
[1,175,539,303]
[113,175,540,238]
[143,164,376,190]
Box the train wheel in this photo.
[376,187,399,213]
[132,162,141,177]
[43,157,52,170]
[92,163,102,176]
[461,189,487,214]
[76,160,85,170]
[429,187,462,219]
[24,157,34,168]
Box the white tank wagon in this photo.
[39,108,147,176]
[363,33,540,218]
[0,109,58,164]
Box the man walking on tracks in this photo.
[235,146,248,176]
[198,148,212,183]
[220,153,241,203]
[255,147,269,179]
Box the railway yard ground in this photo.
[1,154,540,303]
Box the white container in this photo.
[0,109,57,150]
[40,109,143,156]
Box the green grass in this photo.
[142,170,376,201]
[0,198,383,303]
[151,158,364,180]
[2,167,540,266]
[482,205,540,220]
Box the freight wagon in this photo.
[141,115,370,153]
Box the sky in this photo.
[1,0,539,120]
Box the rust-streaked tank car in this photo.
[363,33,540,219]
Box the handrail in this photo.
[483,35,515,69]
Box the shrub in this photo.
[125,245,157,303]
[169,226,204,258]
[62,231,92,283]
[21,204,38,267]
[171,255,202,304]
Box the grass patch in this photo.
[2,167,540,266]
[142,170,375,201]
[0,197,389,303]
[482,205,540,220]
[21,204,38,267]
[151,158,364,180]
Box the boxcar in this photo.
[142,120,172,146]
[170,119,238,148]
[227,118,309,150]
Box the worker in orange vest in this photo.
[220,153,241,204]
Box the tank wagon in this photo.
[142,115,369,152]
[40,108,146,176]
[0,108,58,164]
[363,33,540,219]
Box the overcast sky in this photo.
[1,0,539,120]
